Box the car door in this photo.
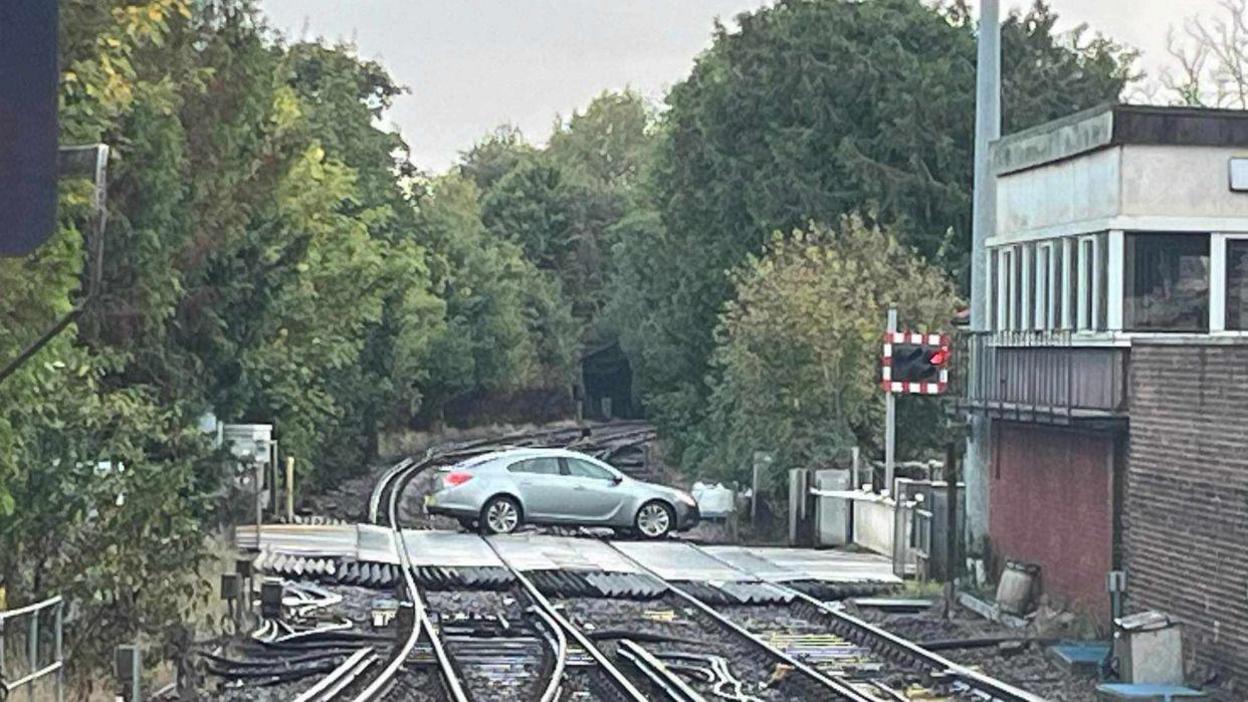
[560,457,628,523]
[508,457,566,520]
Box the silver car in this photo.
[426,448,700,538]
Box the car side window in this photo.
[564,458,614,481]
[508,457,561,475]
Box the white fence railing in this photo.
[0,595,64,701]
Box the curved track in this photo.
[295,424,1046,702]
[348,452,468,702]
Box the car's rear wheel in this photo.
[481,496,521,535]
[635,501,674,539]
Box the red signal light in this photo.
[928,349,948,366]
[446,472,473,486]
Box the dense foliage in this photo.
[609,0,1135,469]
[686,219,959,491]
[0,0,583,689]
[0,0,1139,689]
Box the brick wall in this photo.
[990,423,1114,621]
[1128,343,1248,684]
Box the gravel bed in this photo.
[716,602,995,699]
[559,666,621,700]
[846,601,1103,701]
[557,595,829,701]
[425,588,551,700]
[214,676,321,702]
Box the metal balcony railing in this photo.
[950,330,1127,424]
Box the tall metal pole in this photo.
[965,0,1000,553]
[971,0,1000,328]
[884,308,897,496]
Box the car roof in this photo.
[453,446,600,468]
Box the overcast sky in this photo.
[260,0,1225,172]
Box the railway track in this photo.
[610,541,1047,702]
[238,424,1046,702]
[325,451,468,702]
[362,435,650,702]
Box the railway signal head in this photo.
[882,332,949,395]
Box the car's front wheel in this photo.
[634,501,674,539]
[480,495,522,535]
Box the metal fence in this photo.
[0,595,64,701]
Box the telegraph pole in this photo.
[965,0,1000,552]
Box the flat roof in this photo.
[992,103,1248,176]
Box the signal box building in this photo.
[960,104,1248,684]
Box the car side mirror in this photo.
[611,475,624,485]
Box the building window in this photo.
[990,248,998,330]
[1072,233,1109,331]
[1226,239,1248,330]
[1050,242,1063,329]
[1020,244,1033,330]
[1035,243,1051,329]
[1077,237,1094,330]
[1095,234,1108,329]
[995,248,1010,331]
[1124,233,1210,332]
[1007,247,1019,330]
[1063,238,1076,329]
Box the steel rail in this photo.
[528,605,568,702]
[484,538,649,702]
[367,457,414,524]
[321,652,379,700]
[292,647,376,702]
[784,588,1047,702]
[350,454,471,702]
[602,541,877,702]
[681,543,1046,702]
[617,639,706,702]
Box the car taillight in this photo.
[445,472,473,487]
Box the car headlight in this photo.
[675,491,697,507]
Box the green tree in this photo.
[611,0,1134,459]
[3,1,449,688]
[547,89,654,191]
[458,125,536,192]
[687,218,958,491]
[417,174,577,419]
[480,91,656,328]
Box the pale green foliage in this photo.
[686,218,958,491]
[547,90,654,190]
[0,355,214,689]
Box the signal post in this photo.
[879,308,950,494]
